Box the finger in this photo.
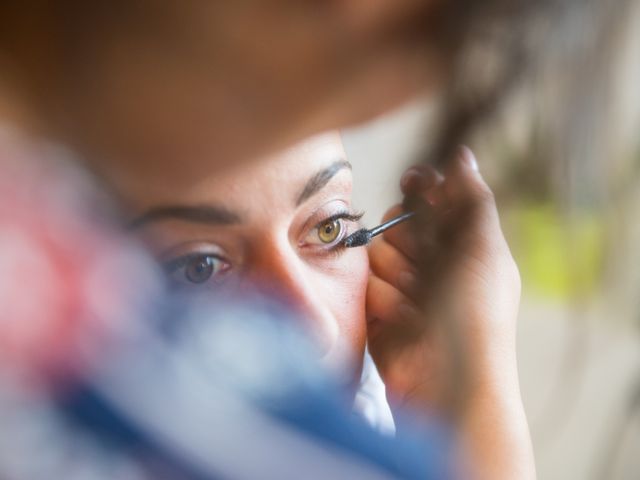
[383,201,448,264]
[435,147,506,256]
[379,204,420,261]
[399,164,442,196]
[400,166,444,214]
[442,146,497,215]
[368,237,417,297]
[366,274,418,327]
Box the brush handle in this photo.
[367,211,415,239]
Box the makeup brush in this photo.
[343,211,415,248]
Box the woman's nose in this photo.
[243,244,338,357]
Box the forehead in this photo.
[227,132,346,184]
[124,132,350,219]
[167,132,347,199]
[278,132,346,164]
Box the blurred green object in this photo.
[506,203,605,300]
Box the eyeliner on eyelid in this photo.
[313,211,364,229]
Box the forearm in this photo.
[458,351,536,480]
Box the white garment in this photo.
[353,349,396,435]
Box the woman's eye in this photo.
[317,219,342,244]
[184,256,218,283]
[165,254,230,286]
[303,217,351,248]
[301,211,362,250]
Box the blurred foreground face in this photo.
[0,1,441,189]
[123,133,369,387]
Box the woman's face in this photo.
[124,132,369,386]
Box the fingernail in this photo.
[400,168,424,190]
[398,270,416,292]
[459,146,479,172]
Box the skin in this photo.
[368,147,535,480]
[123,132,369,390]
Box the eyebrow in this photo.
[128,160,351,229]
[295,160,352,206]
[127,205,241,229]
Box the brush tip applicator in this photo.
[343,229,372,248]
[343,211,415,248]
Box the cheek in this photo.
[323,249,369,354]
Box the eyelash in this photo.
[162,252,226,274]
[315,211,364,227]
